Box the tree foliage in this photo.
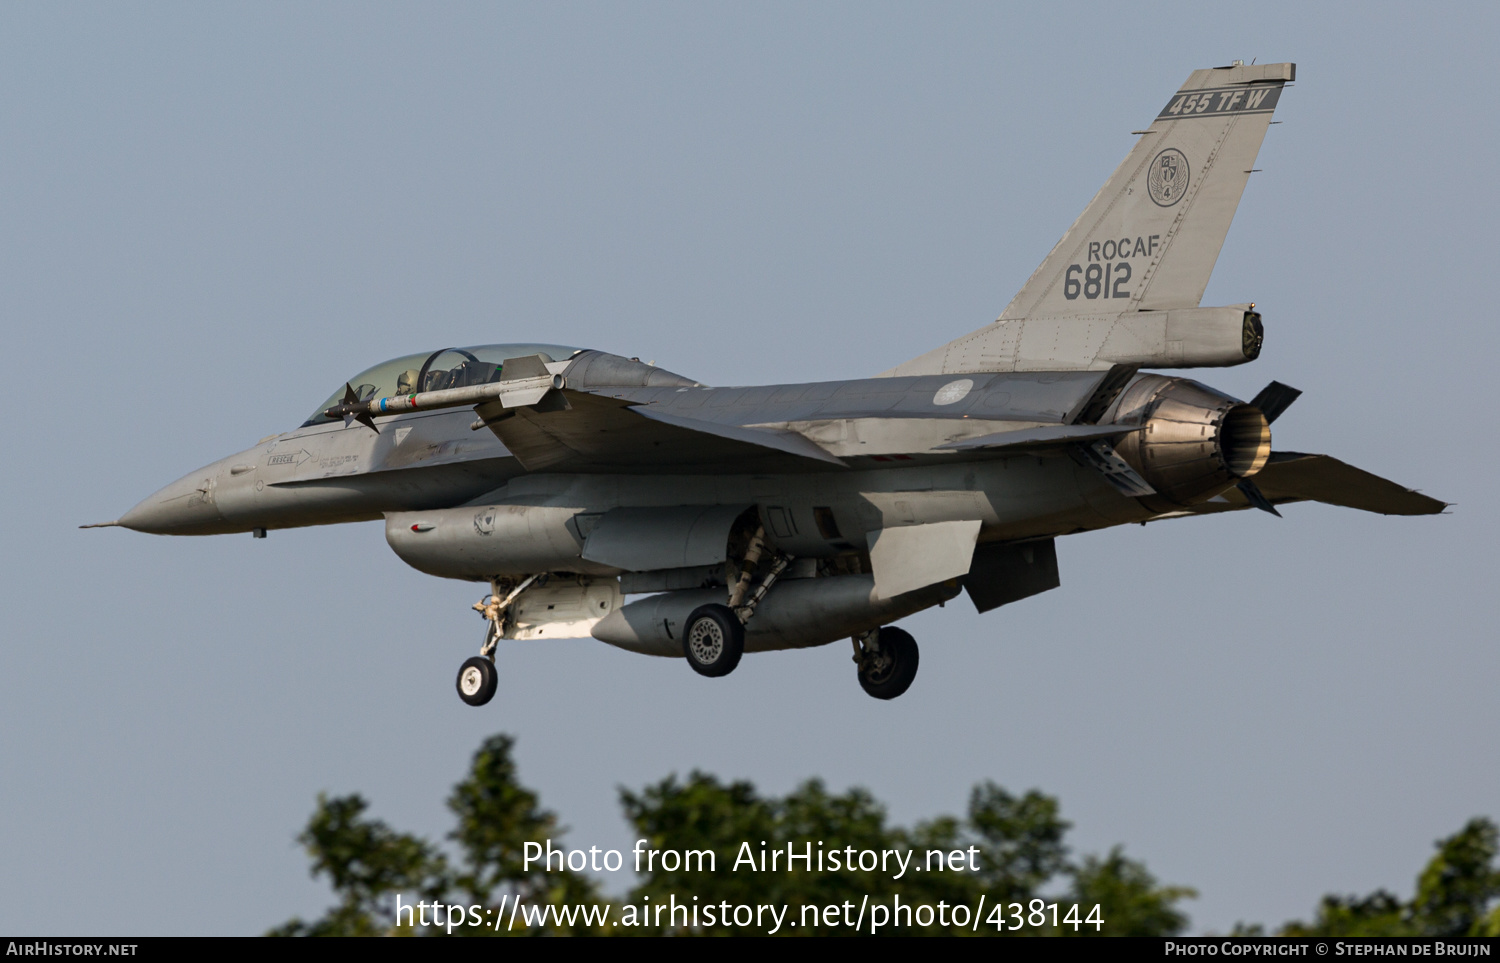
[267,794,445,936]
[273,732,1191,936]
[619,771,1191,935]
[271,735,604,936]
[270,731,1494,938]
[1278,818,1500,938]
[445,734,600,917]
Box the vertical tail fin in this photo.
[1003,61,1293,319]
[887,62,1294,377]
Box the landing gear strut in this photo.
[456,574,541,707]
[853,626,919,700]
[682,523,792,679]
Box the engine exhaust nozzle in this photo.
[1111,377,1272,508]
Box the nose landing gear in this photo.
[853,626,919,700]
[456,656,498,707]
[455,574,541,707]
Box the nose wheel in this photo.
[854,626,919,700]
[456,656,498,707]
[455,574,541,707]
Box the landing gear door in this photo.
[866,520,982,600]
[504,577,623,641]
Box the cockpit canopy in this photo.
[304,343,583,426]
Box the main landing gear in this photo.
[682,604,744,677]
[682,523,790,679]
[853,626,920,700]
[456,574,540,707]
[678,519,923,699]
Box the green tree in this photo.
[1279,817,1500,937]
[775,779,908,915]
[619,773,907,933]
[964,782,1071,905]
[270,735,603,936]
[267,794,445,936]
[902,781,1076,931]
[1279,891,1408,938]
[273,731,1198,936]
[619,770,1193,935]
[444,734,605,932]
[1067,847,1196,936]
[618,770,778,914]
[1410,818,1500,937]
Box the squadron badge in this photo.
[1147,148,1189,207]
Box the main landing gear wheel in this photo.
[456,656,498,707]
[857,626,919,700]
[683,604,745,678]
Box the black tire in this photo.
[456,656,498,707]
[858,626,919,700]
[682,604,745,677]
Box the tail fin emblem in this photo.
[1148,148,1189,207]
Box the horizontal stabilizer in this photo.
[1251,452,1446,516]
[938,424,1141,452]
[867,520,982,600]
[478,389,845,473]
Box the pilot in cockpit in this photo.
[396,369,420,397]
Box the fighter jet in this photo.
[88,62,1443,706]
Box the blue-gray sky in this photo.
[2,2,1495,935]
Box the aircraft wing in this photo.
[476,389,847,473]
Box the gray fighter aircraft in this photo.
[88,62,1443,706]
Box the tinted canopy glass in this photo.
[303,343,582,426]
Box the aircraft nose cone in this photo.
[119,468,228,535]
